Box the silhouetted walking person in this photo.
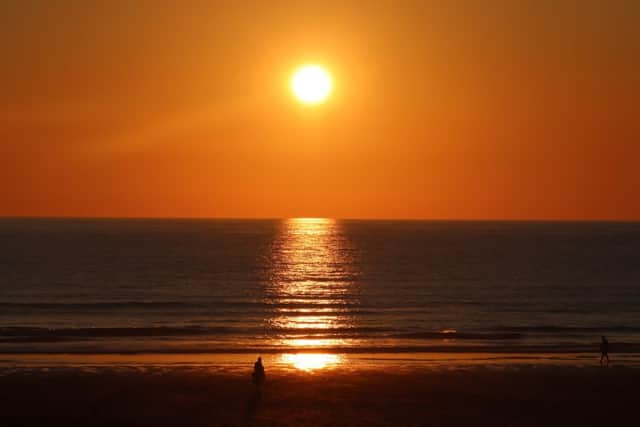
[600,336,610,366]
[252,356,266,385]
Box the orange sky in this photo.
[1,1,639,219]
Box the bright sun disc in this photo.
[291,65,333,104]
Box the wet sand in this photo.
[0,364,636,426]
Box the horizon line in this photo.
[1,215,639,223]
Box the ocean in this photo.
[1,218,639,362]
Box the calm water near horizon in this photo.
[1,218,639,369]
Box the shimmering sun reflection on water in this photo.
[283,338,350,348]
[266,218,358,370]
[280,353,342,372]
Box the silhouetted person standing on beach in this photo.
[246,357,266,423]
[252,356,266,385]
[600,336,610,366]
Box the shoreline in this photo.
[2,351,637,374]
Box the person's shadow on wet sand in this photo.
[245,388,262,424]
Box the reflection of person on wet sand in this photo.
[252,356,266,385]
[600,336,610,366]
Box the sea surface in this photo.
[1,218,639,363]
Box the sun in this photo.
[291,65,333,105]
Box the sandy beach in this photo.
[0,360,637,427]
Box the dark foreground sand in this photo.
[0,366,637,427]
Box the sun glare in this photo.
[281,353,342,371]
[291,65,333,104]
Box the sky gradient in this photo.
[2,0,639,219]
